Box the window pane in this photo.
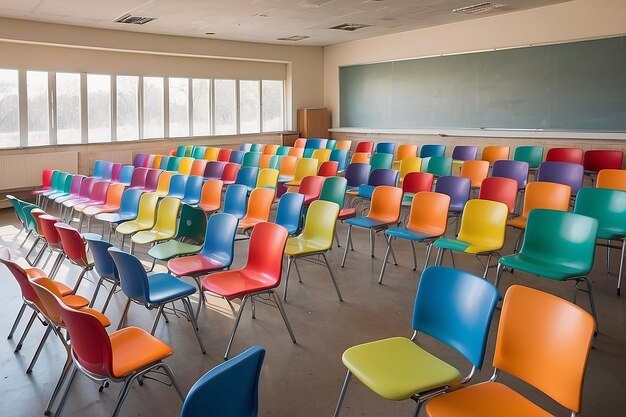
[214,79,236,135]
[169,77,189,137]
[56,73,81,144]
[117,76,139,140]
[27,71,49,146]
[0,69,19,148]
[239,80,260,134]
[262,80,284,132]
[143,77,164,139]
[192,79,211,136]
[87,74,111,143]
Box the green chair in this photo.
[424,156,453,177]
[573,187,626,295]
[147,205,207,267]
[369,153,393,170]
[495,209,599,327]
[276,146,291,156]
[319,177,348,247]
[326,139,337,151]
[513,145,544,169]
[192,146,207,159]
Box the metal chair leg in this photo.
[8,304,27,339]
[369,229,375,258]
[271,291,297,343]
[224,296,249,360]
[332,370,352,417]
[150,305,165,335]
[160,363,185,401]
[283,257,293,301]
[26,326,52,373]
[483,254,493,279]
[607,240,611,271]
[494,263,505,288]
[341,226,352,267]
[435,248,444,266]
[90,277,105,308]
[101,281,119,314]
[334,228,341,248]
[424,243,433,270]
[378,236,392,285]
[322,253,343,301]
[410,240,418,271]
[182,297,206,354]
[111,376,135,417]
[53,364,78,417]
[388,239,398,265]
[71,267,90,293]
[617,240,625,296]
[45,347,72,416]
[117,298,132,330]
[19,230,33,248]
[14,310,37,352]
[293,258,303,283]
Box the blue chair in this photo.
[275,192,305,235]
[326,139,337,151]
[276,146,291,156]
[303,148,315,158]
[420,144,446,158]
[235,167,259,191]
[95,188,144,240]
[108,247,206,353]
[100,161,114,180]
[230,150,245,165]
[182,175,204,205]
[269,155,282,170]
[176,145,188,157]
[375,142,396,155]
[223,184,249,219]
[92,160,105,179]
[242,152,261,167]
[167,174,188,199]
[119,165,134,185]
[305,138,327,149]
[180,345,265,417]
[330,149,349,173]
[239,143,252,152]
[191,146,207,159]
[84,235,119,313]
[332,266,500,417]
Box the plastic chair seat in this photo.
[109,326,173,378]
[55,194,79,204]
[74,199,106,212]
[498,253,590,281]
[168,254,230,277]
[63,197,91,208]
[147,241,202,261]
[345,217,394,229]
[202,270,276,299]
[131,230,176,245]
[434,237,501,254]
[401,193,415,206]
[83,203,120,216]
[61,294,90,309]
[96,212,136,224]
[238,218,265,230]
[425,381,552,417]
[116,220,153,235]
[338,208,356,220]
[24,267,50,279]
[386,227,439,242]
[278,175,294,183]
[147,273,196,304]
[343,337,461,401]
[597,226,626,241]
[285,237,329,256]
[358,185,375,200]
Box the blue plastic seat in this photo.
[167,174,188,199]
[230,150,245,164]
[119,165,134,185]
[375,142,396,155]
[235,167,259,191]
[420,144,446,158]
[84,235,119,313]
[182,175,204,205]
[275,192,304,235]
[223,184,249,219]
[108,247,206,353]
[95,188,144,238]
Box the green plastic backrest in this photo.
[514,146,544,169]
[177,145,188,157]
[276,146,291,156]
[50,170,62,190]
[574,187,626,236]
[269,155,283,169]
[319,177,347,209]
[370,153,393,170]
[426,156,453,177]
[54,173,69,192]
[6,195,25,225]
[60,174,73,193]
[192,146,207,159]
[176,205,207,243]
[522,209,598,275]
[22,204,40,231]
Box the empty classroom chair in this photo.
[275,192,304,235]
[330,149,349,172]
[401,172,435,207]
[513,145,544,169]
[177,157,194,175]
[256,168,279,190]
[115,192,159,249]
[284,158,318,188]
[355,141,374,154]
[597,168,626,191]
[369,152,393,170]
[392,144,418,170]
[143,168,163,192]
[182,175,204,205]
[235,166,260,191]
[546,147,584,164]
[375,142,395,155]
[148,204,207,265]
[204,161,227,179]
[451,145,478,162]
[536,161,584,196]
[420,144,445,158]
[478,176,518,214]
[424,156,452,177]
[166,174,188,199]
[221,163,240,185]
[222,184,249,219]
[350,152,371,164]
[238,188,276,232]
[204,147,220,161]
[154,171,176,197]
[583,149,624,175]
[460,160,489,188]
[318,161,339,177]
[229,150,245,165]
[217,148,232,162]
[335,140,352,151]
[481,145,510,165]
[191,146,207,159]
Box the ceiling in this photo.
[0,0,572,46]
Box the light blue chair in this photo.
[167,174,188,199]
[84,235,119,313]
[95,188,144,240]
[182,175,204,205]
[223,184,249,219]
[119,165,134,185]
[235,167,259,191]
[375,142,396,155]
[230,150,245,165]
[330,149,349,173]
[239,143,252,152]
[420,144,446,158]
[275,192,304,235]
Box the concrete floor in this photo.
[0,205,624,417]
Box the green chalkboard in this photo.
[340,36,626,131]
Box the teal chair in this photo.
[276,146,291,156]
[326,139,337,151]
[573,187,626,295]
[332,266,499,417]
[369,153,393,170]
[495,209,599,327]
[319,176,348,247]
[513,145,544,169]
[191,146,207,159]
[425,156,453,177]
[242,152,261,167]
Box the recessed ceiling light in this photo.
[205,32,215,35]
[276,35,310,41]
[453,2,506,14]
[330,23,372,32]
[114,13,157,25]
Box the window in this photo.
[117,75,139,141]
[56,73,81,144]
[87,74,111,143]
[143,77,164,139]
[169,77,189,137]
[0,69,19,148]
[27,71,50,146]
[239,80,260,134]
[192,78,211,136]
[263,80,284,132]
[214,79,236,135]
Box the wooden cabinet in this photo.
[297,108,331,139]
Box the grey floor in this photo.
[0,205,624,417]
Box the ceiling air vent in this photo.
[114,13,157,25]
[453,2,505,15]
[330,23,372,32]
[276,35,310,41]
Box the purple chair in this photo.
[62,177,97,210]
[239,143,252,152]
[128,167,149,190]
[420,144,446,158]
[434,176,471,215]
[143,169,163,192]
[110,163,124,182]
[345,163,371,192]
[451,145,478,161]
[229,150,245,165]
[536,161,584,195]
[492,160,530,190]
[204,161,227,180]
[55,175,85,204]
[357,169,399,200]
[133,153,149,167]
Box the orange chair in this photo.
[198,179,224,213]
[341,186,403,266]
[351,152,370,164]
[293,138,307,148]
[478,177,518,214]
[189,159,208,177]
[82,183,126,231]
[262,144,280,155]
[460,160,490,189]
[392,144,418,170]
[335,140,352,151]
[259,154,273,169]
[238,188,276,232]
[278,156,298,182]
[151,155,163,169]
[597,169,626,191]
[481,146,510,165]
[425,285,595,417]
[204,147,220,161]
[288,147,305,158]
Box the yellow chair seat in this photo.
[285,237,330,256]
[425,381,553,417]
[116,221,153,235]
[131,230,176,245]
[342,337,461,401]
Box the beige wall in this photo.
[324,0,626,129]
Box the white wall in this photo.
[324,0,626,127]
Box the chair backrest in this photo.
[167,174,188,198]
[399,157,422,180]
[223,184,249,219]
[55,172,70,193]
[77,176,97,198]
[278,156,298,178]
[457,199,508,248]
[402,172,434,194]
[0,257,38,302]
[460,160,489,188]
[236,167,260,189]
[204,161,227,180]
[155,171,175,195]
[152,155,164,169]
[204,147,220,161]
[583,149,624,173]
[46,170,61,190]
[135,192,160,224]
[367,186,402,223]
[478,177,518,214]
[330,149,349,172]
[407,192,450,235]
[55,222,89,266]
[119,188,144,216]
[111,163,124,182]
[190,160,208,177]
[217,148,232,162]
[276,146,291,156]
[325,140,337,150]
[90,180,111,203]
[288,147,305,158]
[344,163,370,188]
[293,158,318,183]
[177,205,207,243]
[30,277,67,326]
[355,141,374,154]
[319,176,348,209]
[335,140,352,151]
[318,161,338,177]
[178,157,195,175]
[68,175,85,196]
[167,156,181,172]
[412,266,499,368]
[275,192,305,234]
[199,179,224,210]
[424,156,452,177]
[39,214,63,246]
[367,169,398,187]
[85,235,117,281]
[239,143,252,152]
[369,153,393,170]
[144,169,163,191]
[229,150,245,165]
[546,147,584,164]
[350,152,370,164]
[6,195,26,227]
[494,285,595,413]
[492,160,529,189]
[305,138,327,149]
[183,175,204,203]
[451,145,478,161]
[249,144,264,153]
[176,145,188,157]
[119,165,134,185]
[536,161,584,195]
[574,187,626,237]
[481,146,510,165]
[293,138,307,148]
[513,146,544,169]
[299,200,339,251]
[221,163,240,183]
[242,222,289,285]
[298,175,325,199]
[256,168,279,189]
[133,154,149,167]
[153,197,181,233]
[519,182,571,220]
[262,144,279,155]
[420,144,446,158]
[244,188,275,222]
[270,154,282,171]
[191,146,207,159]
[395,144,418,161]
[258,154,273,169]
[375,142,395,155]
[597,169,626,191]
[200,212,238,264]
[312,148,331,167]
[23,205,42,232]
[108,247,151,303]
[242,152,262,167]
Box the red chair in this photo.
[546,147,584,164]
[355,141,374,154]
[54,223,94,295]
[201,222,295,359]
[478,177,518,214]
[39,214,66,278]
[217,148,232,162]
[221,162,241,185]
[318,161,339,177]
[401,172,435,206]
[583,149,623,174]
[32,169,55,205]
[299,175,326,206]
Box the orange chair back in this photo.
[335,140,352,151]
[151,155,163,169]
[351,152,370,164]
[199,179,224,211]
[395,144,418,161]
[244,188,275,223]
[478,176,518,214]
[494,285,595,413]
[368,186,402,223]
[31,277,65,325]
[520,182,571,220]
[597,169,626,191]
[262,144,279,155]
[460,160,490,188]
[279,156,298,178]
[293,138,307,148]
[407,192,450,236]
[288,147,305,158]
[259,154,273,169]
[190,160,208,176]
[104,183,125,208]
[481,146,510,165]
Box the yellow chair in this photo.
[351,152,370,164]
[154,171,175,197]
[238,188,276,233]
[312,148,331,168]
[115,192,159,249]
[283,200,342,301]
[284,158,318,188]
[131,197,182,255]
[204,147,220,161]
[597,168,626,191]
[335,140,352,151]
[392,144,418,170]
[256,168,279,190]
[398,157,422,183]
[262,144,279,155]
[433,199,508,278]
[177,157,194,175]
